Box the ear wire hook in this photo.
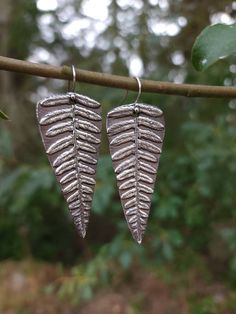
[133,77,142,113]
[68,65,76,93]
[134,77,142,104]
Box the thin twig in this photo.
[0,55,236,98]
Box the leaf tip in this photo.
[136,234,143,245]
[81,229,86,238]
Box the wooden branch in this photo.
[0,55,236,98]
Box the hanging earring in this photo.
[106,78,165,244]
[36,65,102,238]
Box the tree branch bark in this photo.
[0,55,236,98]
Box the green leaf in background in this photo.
[191,23,236,71]
[0,109,9,120]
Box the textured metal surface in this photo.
[36,92,102,237]
[107,103,165,244]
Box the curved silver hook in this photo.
[68,65,76,92]
[134,77,142,105]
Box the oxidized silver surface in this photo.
[107,103,165,244]
[36,93,102,238]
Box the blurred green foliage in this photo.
[0,110,9,120]
[1,103,236,292]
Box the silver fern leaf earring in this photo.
[106,78,165,244]
[36,65,102,238]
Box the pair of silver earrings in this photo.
[36,66,165,244]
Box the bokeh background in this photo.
[1,0,236,313]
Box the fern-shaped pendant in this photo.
[107,103,165,244]
[36,93,102,237]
